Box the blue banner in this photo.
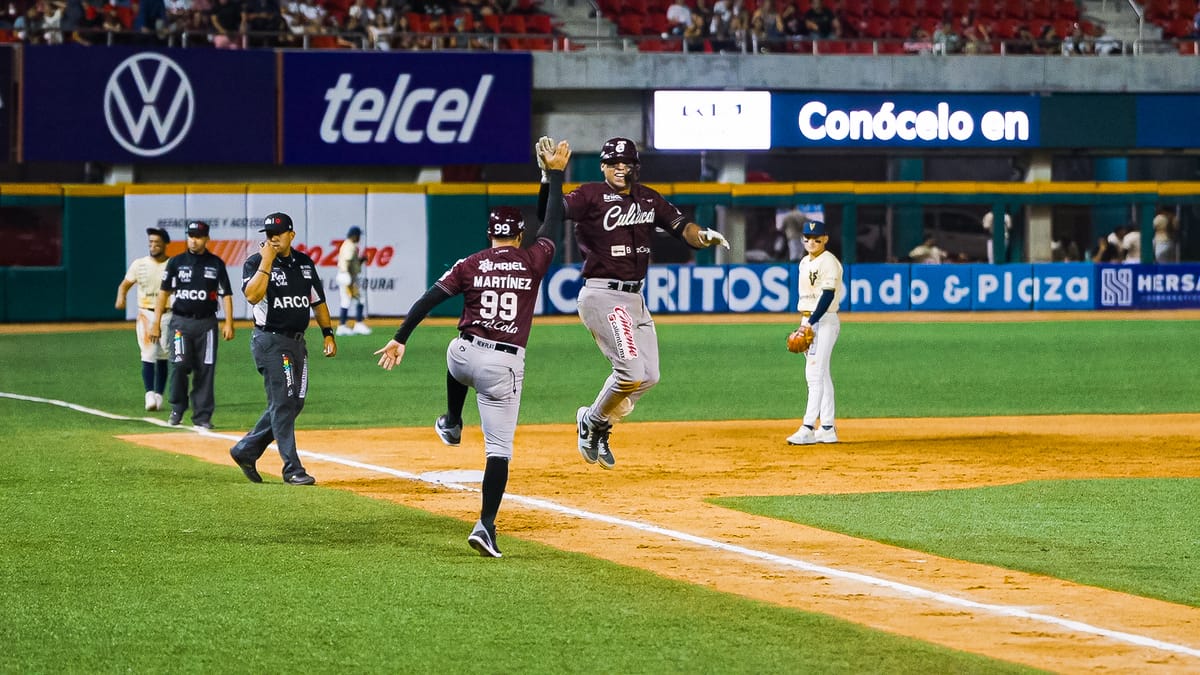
[1095,263,1200,309]
[0,47,10,162]
[1135,95,1200,149]
[21,46,275,163]
[772,93,1040,149]
[281,52,531,165]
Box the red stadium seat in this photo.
[817,38,848,52]
[991,17,1018,39]
[895,0,918,16]
[526,13,554,32]
[860,15,890,36]
[1163,16,1194,37]
[500,13,528,33]
[1178,39,1199,54]
[841,0,866,20]
[1142,0,1170,21]
[869,0,892,16]
[975,0,998,19]
[891,16,916,37]
[918,0,943,18]
[1176,0,1198,18]
[1029,0,1053,20]
[620,0,648,15]
[1001,0,1025,19]
[617,14,644,35]
[481,13,502,32]
[1053,0,1078,19]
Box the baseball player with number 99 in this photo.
[375,140,571,559]
[786,219,846,445]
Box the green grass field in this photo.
[2,317,1197,671]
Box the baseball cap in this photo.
[487,206,525,238]
[600,137,639,165]
[146,227,170,243]
[347,225,362,238]
[260,212,294,235]
[185,221,210,237]
[802,220,828,237]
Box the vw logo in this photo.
[104,53,195,158]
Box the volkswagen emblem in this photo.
[104,53,195,158]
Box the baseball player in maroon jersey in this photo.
[537,136,729,469]
[375,141,571,558]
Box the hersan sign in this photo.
[281,52,531,165]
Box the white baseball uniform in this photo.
[124,255,171,362]
[796,249,845,429]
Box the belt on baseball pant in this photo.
[173,311,215,319]
[460,333,520,355]
[586,278,644,294]
[255,325,305,341]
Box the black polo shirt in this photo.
[243,250,327,334]
[161,250,233,318]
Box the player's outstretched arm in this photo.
[536,141,570,241]
[375,285,452,370]
[681,221,730,249]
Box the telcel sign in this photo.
[772,94,1039,148]
[652,90,771,150]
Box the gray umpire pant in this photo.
[231,328,309,480]
[168,314,219,425]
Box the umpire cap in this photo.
[261,212,294,235]
[146,227,170,243]
[487,206,525,239]
[600,137,639,165]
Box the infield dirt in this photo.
[124,413,1200,674]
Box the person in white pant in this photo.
[335,225,371,335]
[115,227,172,412]
[787,219,846,446]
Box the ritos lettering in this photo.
[319,73,493,145]
[797,101,1030,143]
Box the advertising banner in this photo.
[23,47,275,163]
[651,90,772,150]
[772,94,1039,149]
[0,46,10,162]
[124,187,428,320]
[1095,263,1200,310]
[540,264,794,315]
[1135,95,1200,149]
[281,52,531,165]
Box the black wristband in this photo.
[321,327,334,338]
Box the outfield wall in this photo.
[2,182,1198,322]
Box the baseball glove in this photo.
[786,325,814,354]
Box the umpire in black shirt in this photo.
[230,212,337,486]
[150,220,235,429]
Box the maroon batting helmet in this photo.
[600,137,639,165]
[487,206,525,239]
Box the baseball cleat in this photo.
[595,423,615,469]
[167,411,183,426]
[335,324,354,336]
[468,521,502,558]
[144,391,157,411]
[153,393,164,411]
[352,322,372,335]
[434,415,462,446]
[193,421,214,431]
[229,448,263,484]
[576,407,599,464]
[815,427,839,444]
[787,426,817,445]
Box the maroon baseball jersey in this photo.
[434,238,555,348]
[563,182,687,281]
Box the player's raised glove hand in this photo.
[786,324,814,354]
[374,340,407,370]
[535,136,555,180]
[699,228,730,249]
[542,140,571,171]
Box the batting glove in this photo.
[699,228,730,249]
[535,136,555,182]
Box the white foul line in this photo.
[4,390,1198,661]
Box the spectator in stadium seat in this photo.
[242,0,283,45]
[683,9,707,51]
[367,10,393,47]
[337,11,369,46]
[932,17,959,53]
[1061,21,1090,55]
[210,0,243,47]
[1092,23,1120,54]
[665,0,690,36]
[803,0,838,38]
[1033,22,1058,54]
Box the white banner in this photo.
[124,187,428,321]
